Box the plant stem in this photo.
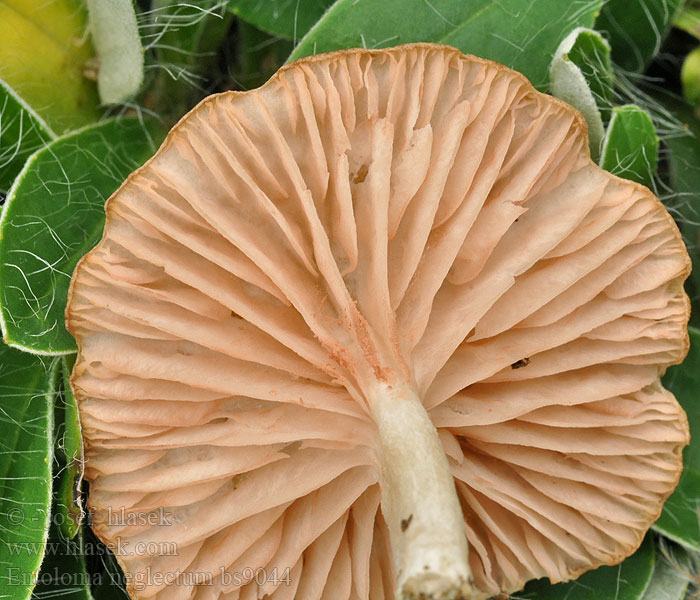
[371,382,474,600]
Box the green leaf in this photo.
[31,525,93,600]
[0,348,58,599]
[153,0,232,67]
[549,28,608,160]
[87,0,144,104]
[670,329,700,470]
[85,525,129,600]
[289,0,603,91]
[655,327,700,551]
[595,0,684,72]
[640,557,689,600]
[54,354,84,540]
[0,0,100,133]
[0,79,55,195]
[149,0,233,120]
[0,119,158,355]
[599,105,659,187]
[228,0,332,40]
[34,379,91,599]
[521,532,655,599]
[232,20,295,90]
[663,105,700,326]
[565,28,614,122]
[640,542,691,600]
[641,557,690,600]
[654,468,700,551]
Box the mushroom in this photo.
[66,43,691,600]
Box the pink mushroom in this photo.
[66,43,691,600]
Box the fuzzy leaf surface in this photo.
[0,78,55,195]
[53,354,84,539]
[0,119,157,354]
[600,105,659,187]
[289,0,603,91]
[0,348,58,599]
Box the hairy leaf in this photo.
[0,348,58,599]
[34,391,92,599]
[549,28,608,160]
[596,0,684,72]
[289,0,603,91]
[32,524,93,599]
[655,467,700,551]
[150,0,233,120]
[600,105,659,187]
[233,20,294,90]
[564,28,614,122]
[664,104,700,326]
[54,354,84,540]
[87,0,144,104]
[640,543,691,600]
[0,78,55,195]
[0,119,158,354]
[228,0,332,40]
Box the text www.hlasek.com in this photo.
[7,539,178,557]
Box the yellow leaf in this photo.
[0,0,100,132]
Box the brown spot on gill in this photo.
[352,164,369,184]
[511,357,530,369]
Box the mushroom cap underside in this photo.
[66,43,691,600]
